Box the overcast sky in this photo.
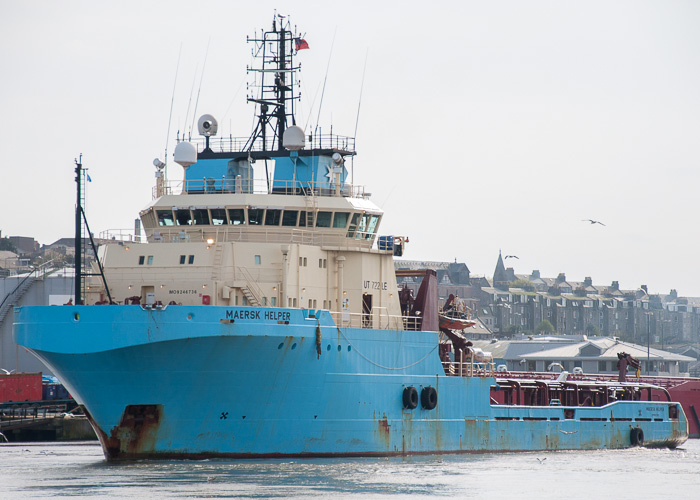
[1,1,699,296]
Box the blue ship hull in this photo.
[14,305,688,459]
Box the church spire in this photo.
[493,250,509,290]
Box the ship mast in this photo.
[245,15,300,153]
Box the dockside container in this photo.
[0,372,42,402]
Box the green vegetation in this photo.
[508,279,536,292]
[535,319,555,334]
[0,237,17,253]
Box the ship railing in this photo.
[442,351,496,378]
[99,229,141,243]
[235,266,265,306]
[153,178,368,199]
[180,132,356,156]
[142,227,379,251]
[330,310,416,331]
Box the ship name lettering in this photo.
[363,281,387,290]
[224,309,291,321]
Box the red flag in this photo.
[295,38,309,51]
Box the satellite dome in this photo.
[174,141,197,168]
[282,125,305,151]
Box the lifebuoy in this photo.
[421,386,438,410]
[403,386,418,409]
[630,427,644,446]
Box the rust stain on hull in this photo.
[85,404,163,459]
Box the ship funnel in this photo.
[283,125,305,151]
[173,141,197,168]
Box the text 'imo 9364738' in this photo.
[14,15,687,460]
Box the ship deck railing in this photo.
[179,132,356,156]
[99,226,381,251]
[329,310,424,331]
[442,351,497,378]
[153,177,369,200]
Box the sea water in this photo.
[1,440,698,499]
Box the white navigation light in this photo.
[174,141,197,168]
[283,125,305,151]
[198,114,218,137]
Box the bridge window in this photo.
[139,256,145,265]
[265,209,281,226]
[228,208,246,225]
[333,212,349,229]
[157,210,175,226]
[248,209,264,225]
[282,210,298,226]
[347,213,360,237]
[210,209,227,225]
[299,210,313,227]
[365,215,380,240]
[192,209,210,225]
[316,211,332,228]
[175,209,192,226]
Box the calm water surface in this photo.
[1,440,698,499]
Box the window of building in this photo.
[316,211,332,228]
[255,255,261,265]
[157,210,175,226]
[139,256,145,265]
[228,208,246,225]
[188,255,195,264]
[147,256,153,265]
[242,296,248,306]
[598,361,607,372]
[210,209,227,225]
[262,297,267,306]
[191,209,210,225]
[175,209,192,226]
[282,210,298,226]
[333,212,350,229]
[271,297,276,307]
[265,209,281,226]
[248,208,264,225]
[179,255,186,265]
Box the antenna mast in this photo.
[245,15,301,152]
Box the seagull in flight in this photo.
[582,219,606,226]
[504,255,519,260]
